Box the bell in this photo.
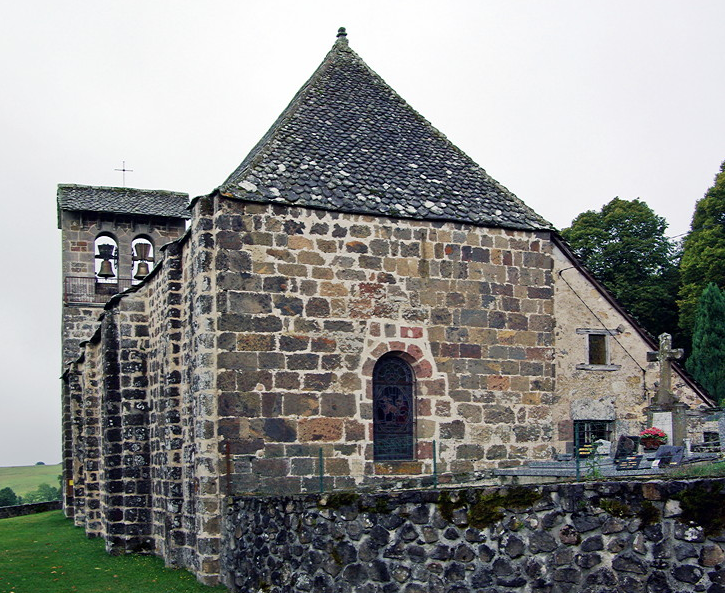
[134,242,152,261]
[97,259,115,279]
[134,261,150,280]
[97,244,115,260]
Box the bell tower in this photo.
[57,184,190,368]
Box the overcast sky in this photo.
[1,1,723,467]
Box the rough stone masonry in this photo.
[222,479,725,593]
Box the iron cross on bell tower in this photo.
[114,161,134,187]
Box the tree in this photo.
[561,197,680,339]
[0,487,19,507]
[686,283,725,404]
[23,483,61,503]
[679,161,725,336]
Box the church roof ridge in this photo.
[57,184,190,228]
[220,28,552,231]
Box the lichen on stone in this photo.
[598,498,632,518]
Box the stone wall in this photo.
[687,409,725,452]
[222,478,725,593]
[0,502,62,520]
[214,197,557,493]
[551,241,708,451]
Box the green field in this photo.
[0,511,226,593]
[0,464,63,497]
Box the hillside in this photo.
[0,464,62,497]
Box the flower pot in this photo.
[641,438,662,451]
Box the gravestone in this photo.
[593,439,612,456]
[651,412,674,447]
[615,436,640,459]
[615,455,643,471]
[652,445,684,468]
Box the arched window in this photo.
[94,234,118,283]
[131,236,154,283]
[373,355,415,461]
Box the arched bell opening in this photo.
[131,236,154,283]
[94,234,118,284]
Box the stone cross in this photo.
[646,333,684,408]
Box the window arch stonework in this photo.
[361,332,446,471]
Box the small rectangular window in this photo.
[704,432,721,451]
[574,420,612,445]
[588,334,607,365]
[576,328,621,371]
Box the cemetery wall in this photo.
[222,478,725,593]
[0,501,62,520]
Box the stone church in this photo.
[59,29,712,583]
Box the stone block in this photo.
[288,353,320,370]
[218,393,261,417]
[321,393,356,417]
[325,458,350,476]
[458,403,482,423]
[303,373,334,391]
[217,352,257,370]
[228,292,272,314]
[274,296,304,316]
[484,405,516,424]
[278,334,309,352]
[274,372,301,390]
[298,418,343,442]
[263,418,297,442]
[283,393,319,417]
[253,458,290,477]
[440,420,465,440]
[236,334,275,351]
[344,420,365,441]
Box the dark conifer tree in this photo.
[679,161,725,337]
[686,282,725,404]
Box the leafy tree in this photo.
[0,487,19,507]
[561,197,680,339]
[686,283,725,404]
[23,483,61,503]
[679,161,725,336]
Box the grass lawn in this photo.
[0,465,63,497]
[666,459,725,479]
[0,511,227,593]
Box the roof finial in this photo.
[337,27,347,39]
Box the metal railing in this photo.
[64,276,132,304]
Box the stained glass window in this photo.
[373,355,415,461]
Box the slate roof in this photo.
[57,184,190,227]
[220,28,551,231]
